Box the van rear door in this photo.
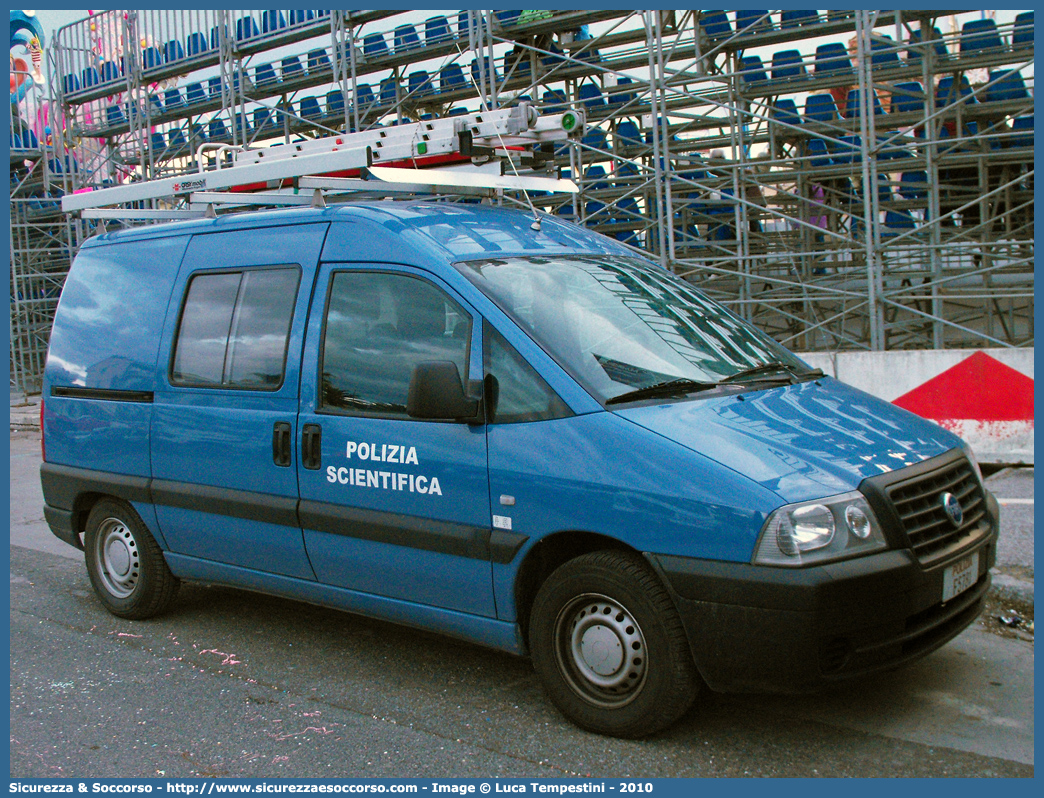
[296,262,495,617]
[150,223,328,579]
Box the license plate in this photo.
[942,552,979,602]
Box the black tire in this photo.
[529,550,700,738]
[84,498,180,619]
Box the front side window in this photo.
[171,267,300,389]
[320,271,471,417]
[459,256,812,404]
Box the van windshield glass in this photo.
[459,255,812,404]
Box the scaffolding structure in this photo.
[10,8,1034,393]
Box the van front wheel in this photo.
[84,499,179,619]
[529,550,699,738]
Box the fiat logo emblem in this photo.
[940,492,963,528]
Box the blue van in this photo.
[41,203,998,737]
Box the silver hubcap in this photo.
[555,593,648,708]
[95,518,140,598]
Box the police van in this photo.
[42,116,998,739]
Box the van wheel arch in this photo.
[515,531,639,646]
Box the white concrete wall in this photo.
[797,349,1034,465]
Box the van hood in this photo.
[614,377,962,503]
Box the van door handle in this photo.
[272,422,292,467]
[301,423,322,470]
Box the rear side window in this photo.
[171,267,300,389]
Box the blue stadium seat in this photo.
[542,89,568,110]
[578,83,606,109]
[830,135,862,164]
[62,73,81,95]
[772,99,801,127]
[299,96,322,118]
[615,120,643,151]
[890,82,925,114]
[308,49,331,72]
[582,128,608,151]
[780,10,818,28]
[164,39,185,63]
[164,88,183,109]
[141,46,162,71]
[150,131,167,152]
[458,11,473,36]
[207,118,228,140]
[185,82,206,104]
[899,171,928,200]
[281,56,304,81]
[210,26,224,49]
[771,50,807,81]
[355,84,376,113]
[168,128,187,151]
[805,94,838,123]
[495,10,522,27]
[288,10,315,26]
[884,211,916,233]
[844,89,883,118]
[439,64,466,94]
[326,90,345,116]
[1013,12,1033,48]
[609,77,636,106]
[363,32,389,59]
[814,43,852,73]
[254,63,279,87]
[471,57,502,86]
[869,35,901,68]
[100,60,122,83]
[261,11,287,35]
[960,19,1004,55]
[105,105,125,126]
[735,10,772,33]
[876,135,912,160]
[739,55,767,84]
[984,70,1029,103]
[1010,116,1033,147]
[936,76,973,108]
[408,70,433,98]
[235,17,260,42]
[81,66,100,89]
[806,138,832,166]
[380,76,398,105]
[906,26,947,60]
[448,106,469,117]
[186,32,208,57]
[700,11,732,38]
[425,15,451,44]
[394,25,421,53]
[252,107,275,130]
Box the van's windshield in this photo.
[459,255,817,405]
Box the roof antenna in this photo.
[462,65,544,231]
[492,103,544,231]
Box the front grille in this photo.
[886,457,987,564]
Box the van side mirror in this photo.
[407,361,481,422]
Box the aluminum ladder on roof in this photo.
[62,103,585,220]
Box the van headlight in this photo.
[752,491,887,567]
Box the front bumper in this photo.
[651,491,998,694]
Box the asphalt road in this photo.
[9,431,1034,778]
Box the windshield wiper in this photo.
[605,378,718,406]
[719,361,824,384]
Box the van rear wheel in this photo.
[529,550,699,738]
[84,499,179,619]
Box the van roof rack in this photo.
[62,103,584,220]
